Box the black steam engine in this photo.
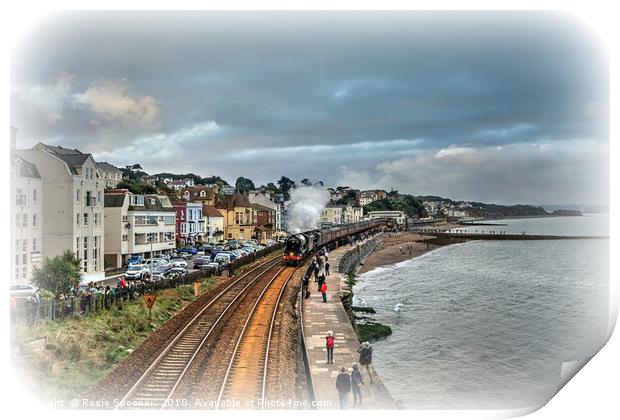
[283,219,386,266]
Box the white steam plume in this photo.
[286,186,330,233]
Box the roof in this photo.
[97,161,122,174]
[12,153,41,179]
[104,194,127,208]
[233,192,251,208]
[251,203,273,212]
[182,186,215,200]
[215,192,252,211]
[33,142,93,174]
[203,205,223,218]
[130,195,175,212]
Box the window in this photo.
[22,266,27,279]
[130,195,144,206]
[32,189,37,203]
[76,189,80,203]
[32,238,37,252]
[22,239,27,253]
[122,234,128,241]
[83,213,88,225]
[164,232,174,241]
[164,215,174,225]
[22,254,27,265]
[122,215,129,222]
[16,189,26,206]
[22,214,28,228]
[15,214,20,228]
[76,213,80,226]
[83,260,88,272]
[83,237,88,263]
[93,259,97,271]
[32,214,37,227]
[94,213,99,226]
[181,224,187,234]
[200,190,206,197]
[97,191,102,206]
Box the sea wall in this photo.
[337,233,386,275]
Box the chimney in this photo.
[10,126,17,150]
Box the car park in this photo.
[125,264,150,280]
[10,283,37,298]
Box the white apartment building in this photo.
[203,205,225,243]
[97,161,124,189]
[359,190,377,207]
[17,143,106,282]
[11,153,44,284]
[368,210,407,227]
[104,191,176,267]
[321,205,345,225]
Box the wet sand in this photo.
[358,224,460,274]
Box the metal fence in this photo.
[10,243,284,326]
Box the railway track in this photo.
[215,266,296,409]
[114,256,283,410]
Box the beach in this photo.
[358,223,460,274]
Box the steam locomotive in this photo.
[283,219,386,266]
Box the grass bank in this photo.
[11,277,217,400]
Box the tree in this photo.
[235,176,256,192]
[300,178,312,186]
[277,176,296,200]
[32,251,82,297]
[117,179,157,195]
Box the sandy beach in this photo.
[358,224,460,274]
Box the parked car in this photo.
[151,266,172,282]
[125,264,150,280]
[214,253,232,266]
[215,251,237,261]
[194,256,211,267]
[162,267,188,280]
[10,283,37,298]
[172,259,188,268]
[127,255,145,266]
[178,251,191,260]
[179,247,197,255]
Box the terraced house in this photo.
[216,192,255,241]
[11,136,44,284]
[104,190,177,267]
[16,143,105,282]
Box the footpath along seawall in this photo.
[302,233,396,409]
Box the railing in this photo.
[226,242,284,276]
[10,267,220,326]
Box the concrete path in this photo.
[302,240,395,410]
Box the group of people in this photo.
[303,249,331,303]
[399,244,415,255]
[328,334,375,409]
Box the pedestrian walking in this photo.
[357,341,374,383]
[325,261,330,276]
[325,331,335,364]
[335,367,352,409]
[320,282,328,303]
[351,363,364,406]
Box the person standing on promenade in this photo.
[358,341,374,383]
[351,363,364,407]
[325,331,335,363]
[317,271,326,292]
[325,260,330,276]
[320,281,328,303]
[335,367,352,409]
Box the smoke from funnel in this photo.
[286,186,330,234]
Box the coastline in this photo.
[358,225,460,275]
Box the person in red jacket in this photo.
[320,281,328,303]
[325,330,335,364]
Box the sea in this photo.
[352,214,610,410]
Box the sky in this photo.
[10,11,609,206]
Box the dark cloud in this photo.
[10,11,609,204]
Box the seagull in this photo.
[393,303,403,312]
